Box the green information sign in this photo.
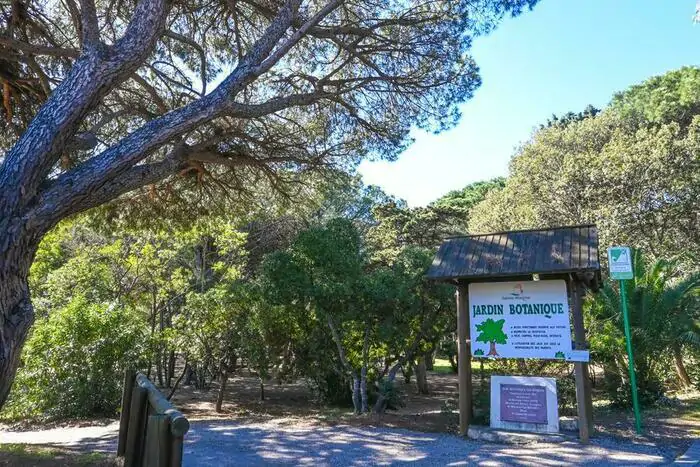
[608,245,642,434]
[607,246,633,280]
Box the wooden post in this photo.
[456,283,472,436]
[118,369,136,457]
[144,414,170,467]
[170,436,184,467]
[135,373,190,437]
[571,278,594,442]
[125,386,148,467]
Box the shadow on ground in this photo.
[183,421,671,466]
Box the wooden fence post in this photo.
[571,277,594,443]
[170,436,184,467]
[118,369,136,457]
[456,283,472,436]
[125,386,148,467]
[144,414,170,467]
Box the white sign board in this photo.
[490,375,559,434]
[608,246,633,280]
[469,280,572,360]
[565,350,590,362]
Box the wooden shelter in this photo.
[427,225,601,442]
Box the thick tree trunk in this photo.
[167,350,175,388]
[216,369,228,412]
[360,324,369,413]
[448,354,458,373]
[326,315,361,412]
[672,343,692,388]
[0,243,37,408]
[373,362,403,414]
[403,363,413,384]
[415,356,429,395]
[351,376,361,414]
[424,349,434,371]
[167,361,188,401]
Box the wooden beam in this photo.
[456,283,472,436]
[170,436,184,467]
[118,368,136,457]
[135,373,190,437]
[125,386,148,467]
[570,278,594,443]
[143,414,170,467]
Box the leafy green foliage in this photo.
[586,252,700,405]
[366,178,504,264]
[610,67,700,127]
[3,297,146,420]
[469,67,700,266]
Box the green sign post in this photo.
[607,246,642,434]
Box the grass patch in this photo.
[0,444,117,466]
[432,358,455,374]
[432,357,493,375]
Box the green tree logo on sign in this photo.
[476,318,508,356]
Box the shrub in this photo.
[2,296,147,421]
[375,378,405,411]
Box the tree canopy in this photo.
[0,0,539,408]
[469,67,700,265]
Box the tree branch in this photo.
[57,149,190,219]
[0,37,80,58]
[79,0,100,48]
[164,30,207,95]
[0,0,170,218]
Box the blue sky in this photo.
[358,0,699,207]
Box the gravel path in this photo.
[0,420,676,466]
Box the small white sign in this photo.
[469,280,572,360]
[565,350,590,362]
[608,246,633,280]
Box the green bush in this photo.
[2,296,147,421]
[375,378,405,411]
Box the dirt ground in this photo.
[168,367,700,459]
[172,369,462,433]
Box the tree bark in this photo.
[424,349,434,371]
[448,354,458,373]
[216,368,228,412]
[167,350,175,388]
[167,361,188,401]
[403,363,413,384]
[0,233,39,408]
[373,362,403,414]
[672,343,692,388]
[351,376,361,414]
[415,356,429,395]
[326,315,360,412]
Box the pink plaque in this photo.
[500,384,547,424]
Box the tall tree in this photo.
[469,68,700,263]
[0,0,538,406]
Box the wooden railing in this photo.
[117,370,190,467]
